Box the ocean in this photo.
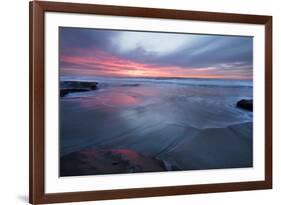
[59,76,253,176]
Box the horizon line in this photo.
[60,75,253,81]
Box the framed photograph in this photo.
[29,1,272,204]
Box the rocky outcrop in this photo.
[60,88,91,97]
[60,149,167,176]
[60,81,98,97]
[236,99,253,111]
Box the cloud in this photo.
[113,31,200,56]
[59,27,253,79]
[60,47,251,79]
[59,27,119,55]
[117,34,253,70]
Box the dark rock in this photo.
[60,88,91,97]
[60,149,167,176]
[121,84,140,87]
[60,81,98,97]
[60,89,69,97]
[236,99,253,111]
[61,81,98,89]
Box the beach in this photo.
[59,77,253,176]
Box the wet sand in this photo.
[60,81,253,176]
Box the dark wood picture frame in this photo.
[29,1,272,204]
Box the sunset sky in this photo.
[59,27,253,80]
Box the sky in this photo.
[59,27,253,80]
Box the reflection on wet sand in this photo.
[60,82,253,176]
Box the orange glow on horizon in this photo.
[60,48,252,80]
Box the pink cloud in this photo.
[60,48,251,79]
